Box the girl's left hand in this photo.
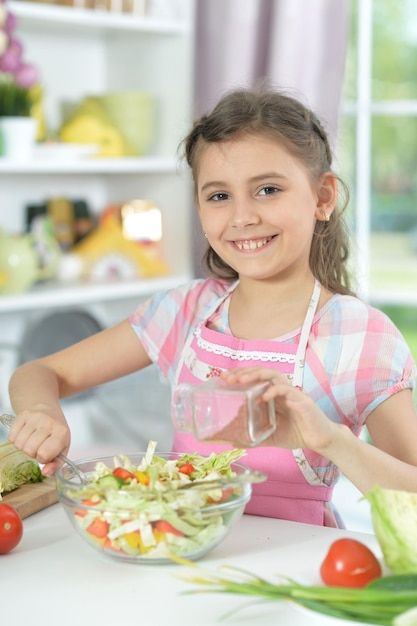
[221,367,340,454]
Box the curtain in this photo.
[191,0,351,277]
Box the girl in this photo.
[7,87,417,527]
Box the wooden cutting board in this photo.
[2,478,58,519]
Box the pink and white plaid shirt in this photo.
[130,277,416,488]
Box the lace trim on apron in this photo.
[184,346,295,385]
[194,327,296,363]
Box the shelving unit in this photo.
[10,1,191,34]
[0,0,195,312]
[0,156,180,174]
[0,274,191,313]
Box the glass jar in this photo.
[172,378,276,447]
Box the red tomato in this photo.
[178,463,195,475]
[87,518,110,539]
[154,520,184,536]
[0,503,23,555]
[112,467,136,482]
[320,538,382,588]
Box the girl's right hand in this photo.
[8,408,71,476]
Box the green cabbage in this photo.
[365,485,417,574]
[0,441,44,497]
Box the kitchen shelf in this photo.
[0,156,181,174]
[0,274,191,313]
[10,1,191,35]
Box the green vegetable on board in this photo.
[0,441,44,497]
[365,486,417,574]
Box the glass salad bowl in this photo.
[55,445,265,564]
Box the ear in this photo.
[315,172,338,221]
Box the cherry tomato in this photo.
[0,503,23,554]
[320,538,382,588]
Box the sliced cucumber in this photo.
[97,474,124,489]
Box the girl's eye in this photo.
[208,192,229,202]
[259,185,280,196]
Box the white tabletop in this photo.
[1,503,380,626]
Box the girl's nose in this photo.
[229,199,260,227]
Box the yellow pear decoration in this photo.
[30,84,48,141]
[59,97,135,157]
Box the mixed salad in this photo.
[62,442,248,560]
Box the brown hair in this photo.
[182,86,354,296]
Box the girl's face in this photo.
[196,134,336,283]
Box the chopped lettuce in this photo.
[177,448,246,480]
[365,485,417,574]
[0,441,44,497]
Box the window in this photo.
[339,0,417,361]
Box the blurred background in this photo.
[0,0,415,531]
[339,0,417,354]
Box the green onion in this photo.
[179,564,417,625]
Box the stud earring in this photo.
[204,232,208,238]
[321,211,330,222]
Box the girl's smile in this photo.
[232,235,276,251]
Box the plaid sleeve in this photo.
[306,297,416,429]
[129,278,228,383]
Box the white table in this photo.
[2,503,381,626]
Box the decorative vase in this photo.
[0,229,39,294]
[0,116,38,161]
[101,91,154,156]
